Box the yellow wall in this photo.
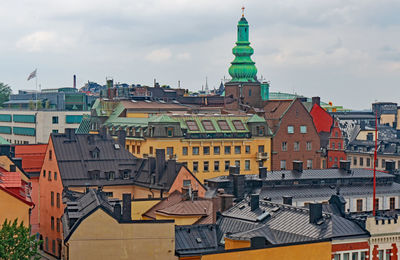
[224,238,250,250]
[155,213,202,226]
[131,200,161,220]
[126,137,271,183]
[380,114,395,126]
[356,130,375,141]
[126,113,150,118]
[200,241,332,260]
[0,189,30,227]
[66,209,176,260]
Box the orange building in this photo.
[14,144,47,235]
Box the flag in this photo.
[27,69,37,81]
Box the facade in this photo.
[103,114,272,183]
[0,110,89,144]
[62,189,176,260]
[265,99,321,171]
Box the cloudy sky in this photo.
[1,0,400,109]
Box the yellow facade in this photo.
[126,113,150,118]
[0,188,31,227]
[65,209,176,260]
[380,114,395,127]
[200,241,332,260]
[155,213,202,226]
[356,130,376,141]
[125,137,271,183]
[224,238,251,250]
[131,200,161,220]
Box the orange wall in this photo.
[224,238,250,250]
[168,167,206,197]
[201,241,332,260]
[30,177,40,234]
[39,136,64,258]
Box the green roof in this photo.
[247,114,266,123]
[149,115,177,123]
[76,115,91,134]
[0,136,10,145]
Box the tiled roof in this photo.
[175,224,219,256]
[14,144,47,174]
[120,100,189,110]
[75,115,91,134]
[143,190,185,219]
[263,100,294,134]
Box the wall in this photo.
[0,189,30,227]
[131,199,161,220]
[30,177,40,234]
[66,209,176,260]
[168,167,206,197]
[348,152,400,171]
[200,241,332,260]
[224,238,250,250]
[155,213,202,225]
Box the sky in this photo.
[1,0,400,110]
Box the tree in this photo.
[0,219,41,260]
[0,82,11,108]
[28,101,35,110]
[36,100,42,110]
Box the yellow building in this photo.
[62,189,176,260]
[103,113,272,183]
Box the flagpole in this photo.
[35,71,38,110]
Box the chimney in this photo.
[229,166,239,176]
[12,158,22,171]
[259,167,267,179]
[367,132,374,141]
[250,237,266,249]
[283,196,292,205]
[181,186,190,201]
[73,75,76,89]
[233,174,245,199]
[64,128,76,140]
[117,129,126,148]
[155,149,166,182]
[360,121,366,130]
[309,203,323,224]
[292,161,303,173]
[192,190,199,200]
[9,164,16,172]
[312,96,320,107]
[122,193,132,221]
[328,195,346,217]
[250,194,259,211]
[114,202,122,220]
[99,126,108,139]
[218,193,234,212]
[339,160,351,172]
[386,160,396,173]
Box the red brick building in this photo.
[265,99,321,171]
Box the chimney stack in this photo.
[339,160,351,173]
[155,149,166,182]
[73,75,77,89]
[312,96,320,107]
[9,164,16,172]
[218,193,234,212]
[233,174,245,199]
[229,166,240,176]
[64,128,76,140]
[117,129,126,148]
[250,237,266,249]
[283,196,292,205]
[114,202,122,220]
[122,193,132,221]
[386,160,396,173]
[292,161,303,173]
[309,203,323,224]
[250,194,260,211]
[259,167,267,179]
[12,158,22,171]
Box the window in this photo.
[224,161,230,171]
[235,160,240,169]
[257,126,265,136]
[375,198,379,211]
[192,147,199,155]
[234,146,241,154]
[217,120,230,130]
[137,146,140,154]
[232,120,245,130]
[306,141,312,151]
[390,197,396,210]
[54,172,57,181]
[245,160,250,170]
[356,199,363,212]
[167,147,174,156]
[123,171,130,179]
[335,131,339,137]
[51,216,54,230]
[52,116,58,124]
[378,250,384,260]
[245,145,250,154]
[182,147,188,156]
[333,254,340,260]
[360,251,366,260]
[282,142,287,151]
[48,171,52,181]
[386,250,391,260]
[287,126,294,134]
[186,120,199,131]
[353,157,357,166]
[107,171,115,180]
[258,145,264,153]
[193,162,198,172]
[56,193,60,208]
[52,239,55,254]
[280,160,286,170]
[382,159,386,168]
[248,89,252,96]
[343,253,349,260]
[214,146,220,155]
[51,192,54,206]
[351,252,358,260]
[150,146,153,155]
[52,129,58,133]
[332,142,335,150]
[183,180,191,187]
[56,218,60,232]
[45,237,48,251]
[203,161,209,171]
[201,120,215,131]
[294,142,300,151]
[338,143,341,150]
[167,127,173,137]
[360,157,364,166]
[132,146,136,153]
[49,150,52,160]
[43,170,46,178]
[214,161,220,171]
[203,146,210,155]
[367,158,371,167]
[300,126,307,133]
[224,146,231,154]
[307,160,313,169]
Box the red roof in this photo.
[14,144,47,173]
[310,103,333,133]
[0,166,34,206]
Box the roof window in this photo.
[186,120,199,131]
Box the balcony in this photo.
[257,152,269,161]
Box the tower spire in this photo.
[241,6,245,17]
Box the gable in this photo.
[168,166,206,197]
[310,103,333,133]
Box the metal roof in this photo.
[175,224,219,256]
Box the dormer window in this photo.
[89,170,100,180]
[122,170,131,180]
[167,127,174,137]
[90,147,100,159]
[107,172,115,180]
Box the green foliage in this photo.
[28,101,35,110]
[0,83,11,108]
[45,100,50,109]
[0,219,41,260]
[35,100,42,110]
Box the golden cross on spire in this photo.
[241,6,245,17]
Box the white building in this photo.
[0,110,89,144]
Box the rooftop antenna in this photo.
[178,80,181,89]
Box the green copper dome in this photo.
[228,16,258,83]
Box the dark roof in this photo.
[219,200,368,244]
[175,224,219,256]
[52,133,184,190]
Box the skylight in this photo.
[217,120,230,131]
[201,120,215,131]
[186,120,199,131]
[232,120,245,130]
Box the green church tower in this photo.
[228,11,258,82]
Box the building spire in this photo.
[241,6,245,17]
